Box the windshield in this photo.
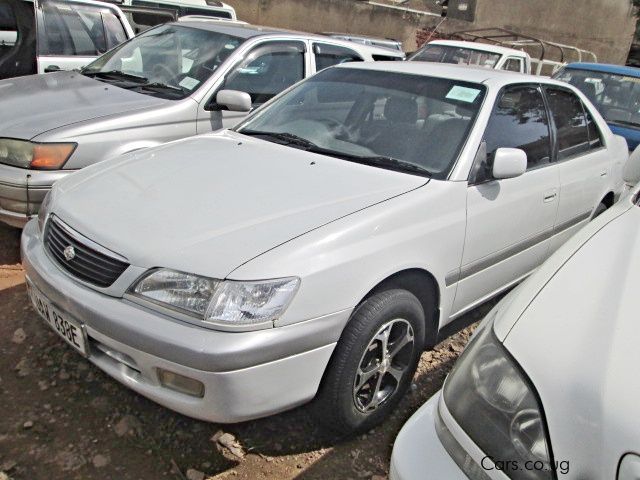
[236,67,486,179]
[554,67,640,129]
[410,44,501,69]
[82,24,244,99]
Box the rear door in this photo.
[453,84,560,315]
[544,86,612,251]
[36,0,130,73]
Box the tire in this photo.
[593,201,607,219]
[315,289,427,435]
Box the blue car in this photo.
[553,62,640,151]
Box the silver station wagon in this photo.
[0,17,403,227]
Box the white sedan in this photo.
[22,62,626,434]
[390,167,640,479]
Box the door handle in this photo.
[600,170,608,177]
[543,191,557,203]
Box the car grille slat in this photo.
[44,217,129,288]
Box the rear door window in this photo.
[545,87,590,159]
[313,42,363,71]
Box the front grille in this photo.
[45,217,129,288]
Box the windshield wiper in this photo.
[135,82,184,94]
[239,129,432,177]
[82,70,148,83]
[239,130,318,149]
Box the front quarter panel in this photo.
[228,180,468,329]
[33,100,199,168]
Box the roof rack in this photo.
[447,27,597,75]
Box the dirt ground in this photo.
[0,223,496,480]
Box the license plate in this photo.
[27,283,88,356]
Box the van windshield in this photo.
[82,24,244,99]
[554,67,640,129]
[410,44,501,69]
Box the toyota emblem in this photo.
[63,245,76,261]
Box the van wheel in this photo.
[315,289,426,435]
[593,201,607,219]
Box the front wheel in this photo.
[315,289,426,435]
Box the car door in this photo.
[196,40,307,133]
[36,1,129,73]
[452,84,560,315]
[544,86,611,251]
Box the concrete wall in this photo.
[226,0,637,63]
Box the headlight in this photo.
[131,269,299,329]
[37,190,53,232]
[0,138,76,170]
[443,325,553,480]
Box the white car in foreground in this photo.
[390,168,640,478]
[22,62,625,433]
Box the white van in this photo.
[0,0,135,79]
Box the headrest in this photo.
[384,96,418,123]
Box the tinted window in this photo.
[223,41,305,106]
[585,107,603,149]
[502,57,522,72]
[102,10,128,49]
[545,88,589,160]
[313,43,362,71]
[41,2,110,55]
[483,85,551,175]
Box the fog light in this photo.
[158,369,205,398]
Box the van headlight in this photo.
[443,324,554,480]
[131,269,299,329]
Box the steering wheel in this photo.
[151,64,176,84]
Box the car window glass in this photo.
[223,41,305,106]
[411,44,501,68]
[0,3,18,50]
[482,85,551,178]
[585,107,603,149]
[313,43,363,71]
[102,10,128,50]
[41,2,108,56]
[545,88,590,160]
[502,58,522,72]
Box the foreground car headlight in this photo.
[0,138,76,170]
[443,324,553,480]
[131,269,299,328]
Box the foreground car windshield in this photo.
[82,24,244,99]
[554,68,640,128]
[236,67,486,178]
[410,44,501,68]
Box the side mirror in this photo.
[214,89,252,112]
[624,145,640,187]
[492,148,527,180]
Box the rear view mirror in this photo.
[492,148,527,180]
[215,89,252,112]
[624,145,640,187]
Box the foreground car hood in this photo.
[0,72,166,139]
[53,131,427,278]
[498,203,640,478]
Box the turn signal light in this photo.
[31,143,77,169]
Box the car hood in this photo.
[0,71,167,140]
[495,201,640,477]
[52,131,427,278]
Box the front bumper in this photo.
[21,220,347,423]
[0,164,70,227]
[390,393,469,480]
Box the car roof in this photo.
[427,40,529,57]
[174,20,405,57]
[563,62,640,78]
[336,61,563,87]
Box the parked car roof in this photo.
[563,61,640,77]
